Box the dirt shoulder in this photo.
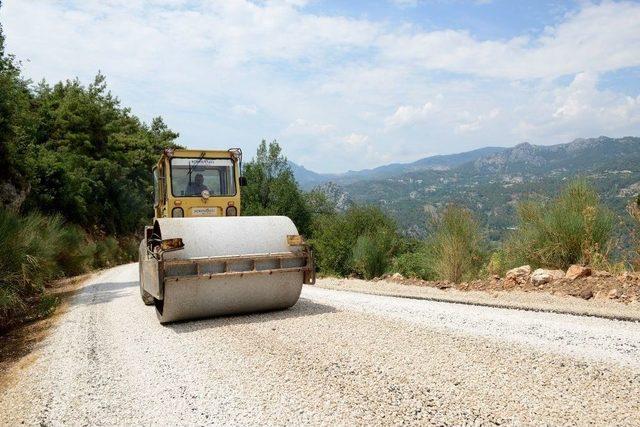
[0,273,95,389]
[316,275,640,322]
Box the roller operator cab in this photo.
[139,147,315,324]
[153,148,245,219]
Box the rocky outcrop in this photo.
[530,269,565,285]
[565,265,592,281]
[505,265,531,285]
[312,181,353,212]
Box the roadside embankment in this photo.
[0,272,94,389]
[316,274,640,322]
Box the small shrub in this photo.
[428,205,486,283]
[93,235,139,268]
[56,225,95,276]
[119,236,140,263]
[392,247,436,280]
[94,236,121,268]
[351,231,395,279]
[311,205,398,276]
[505,179,614,270]
[486,250,508,277]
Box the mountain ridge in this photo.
[290,146,506,189]
[302,136,640,241]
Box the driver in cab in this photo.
[186,173,209,196]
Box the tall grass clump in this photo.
[628,195,640,270]
[427,205,487,283]
[0,210,60,324]
[351,230,396,279]
[505,179,614,270]
[0,209,94,328]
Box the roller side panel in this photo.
[139,238,164,300]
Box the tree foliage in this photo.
[0,61,179,234]
[0,20,180,327]
[0,18,32,209]
[311,205,398,276]
[241,139,311,235]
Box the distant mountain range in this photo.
[289,146,505,190]
[292,136,640,242]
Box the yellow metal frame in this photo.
[154,149,242,219]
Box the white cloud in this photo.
[342,133,369,148]
[385,102,435,129]
[283,119,336,136]
[456,108,500,134]
[511,72,640,142]
[231,104,258,115]
[378,2,640,80]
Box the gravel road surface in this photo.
[1,263,639,425]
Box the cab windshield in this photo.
[171,157,236,197]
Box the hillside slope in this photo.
[314,136,640,240]
[291,146,505,189]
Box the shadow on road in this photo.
[166,297,338,334]
[69,281,137,307]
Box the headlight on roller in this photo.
[172,207,184,217]
[225,206,237,216]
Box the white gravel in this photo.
[1,263,640,426]
[305,286,640,368]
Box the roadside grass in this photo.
[0,209,136,331]
[427,205,487,283]
[504,179,615,270]
[351,230,397,280]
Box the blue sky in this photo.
[2,0,640,172]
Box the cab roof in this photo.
[164,149,234,158]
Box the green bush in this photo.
[392,247,436,280]
[92,235,139,269]
[485,250,509,277]
[351,231,396,279]
[629,195,640,270]
[311,205,398,276]
[0,209,99,327]
[505,179,614,269]
[56,225,95,276]
[428,205,486,283]
[94,236,120,268]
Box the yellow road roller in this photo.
[138,148,315,323]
